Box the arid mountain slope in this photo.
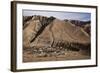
[64,19,91,35]
[23,15,55,48]
[23,15,90,49]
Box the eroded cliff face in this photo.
[23,15,55,48]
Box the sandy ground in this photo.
[23,48,90,62]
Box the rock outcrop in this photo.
[23,15,55,48]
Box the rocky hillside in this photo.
[64,19,91,35]
[23,15,90,51]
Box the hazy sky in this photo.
[23,10,91,21]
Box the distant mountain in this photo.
[64,19,91,35]
[64,19,90,27]
[23,15,90,51]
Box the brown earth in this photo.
[23,48,90,62]
[23,15,91,62]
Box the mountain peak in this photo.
[23,15,90,50]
